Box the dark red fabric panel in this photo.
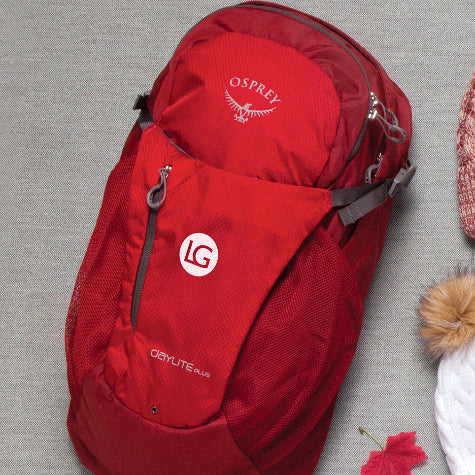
[223,226,364,473]
[70,364,259,475]
[343,199,392,301]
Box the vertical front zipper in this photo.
[130,165,172,331]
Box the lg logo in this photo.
[179,233,218,277]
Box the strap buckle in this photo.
[133,92,154,130]
[388,160,417,197]
[133,93,150,111]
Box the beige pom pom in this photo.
[419,270,475,357]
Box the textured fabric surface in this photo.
[103,126,332,428]
[457,72,475,237]
[1,1,473,474]
[223,226,363,473]
[435,343,475,474]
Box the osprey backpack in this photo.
[65,2,414,474]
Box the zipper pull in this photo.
[368,92,380,120]
[368,92,407,144]
[146,165,172,209]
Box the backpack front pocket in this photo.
[104,125,332,428]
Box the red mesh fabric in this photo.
[222,226,364,474]
[66,69,170,414]
[65,123,140,409]
[342,200,392,301]
[71,364,259,475]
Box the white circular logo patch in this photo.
[179,233,218,277]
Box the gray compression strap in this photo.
[133,94,154,130]
[339,182,389,225]
[330,182,382,207]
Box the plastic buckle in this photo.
[365,164,380,184]
[388,160,417,197]
[133,93,150,111]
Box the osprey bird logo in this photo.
[225,89,276,124]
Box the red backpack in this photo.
[65,3,414,474]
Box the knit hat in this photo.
[434,340,475,474]
[419,269,475,474]
[457,71,475,237]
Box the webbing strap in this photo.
[332,182,389,226]
[330,182,382,207]
[133,93,154,130]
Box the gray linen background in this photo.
[1,1,474,473]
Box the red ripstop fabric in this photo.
[65,2,412,474]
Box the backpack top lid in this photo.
[159,32,340,186]
[155,3,377,187]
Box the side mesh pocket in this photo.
[223,226,364,474]
[65,124,140,408]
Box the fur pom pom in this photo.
[419,270,475,357]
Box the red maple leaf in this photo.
[361,431,427,474]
